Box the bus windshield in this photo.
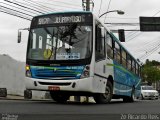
[27,24,92,61]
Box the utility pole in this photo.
[74,1,92,103]
[86,0,90,11]
[82,0,94,11]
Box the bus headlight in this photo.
[81,65,90,78]
[25,64,31,77]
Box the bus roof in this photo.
[34,11,92,18]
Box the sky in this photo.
[0,0,160,62]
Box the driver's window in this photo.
[95,22,105,61]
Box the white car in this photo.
[140,86,159,100]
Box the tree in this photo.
[141,60,160,85]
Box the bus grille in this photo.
[31,68,81,80]
[38,82,71,86]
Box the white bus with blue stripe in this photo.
[25,11,141,103]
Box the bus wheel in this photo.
[123,87,135,102]
[50,91,69,103]
[130,87,136,102]
[94,81,113,104]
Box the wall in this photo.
[0,54,46,99]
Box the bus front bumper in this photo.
[25,77,95,93]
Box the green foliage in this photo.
[141,59,160,84]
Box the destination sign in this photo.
[31,13,92,27]
[38,15,85,25]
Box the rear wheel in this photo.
[94,81,113,104]
[50,91,70,103]
[123,87,135,102]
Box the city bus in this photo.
[23,11,141,103]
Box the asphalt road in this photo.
[0,98,160,120]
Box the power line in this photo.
[32,0,65,12]
[133,40,160,54]
[139,43,160,60]
[98,0,103,17]
[18,0,51,13]
[126,32,141,41]
[103,0,111,23]
[37,1,82,10]
[0,2,38,15]
[0,10,31,21]
[23,0,57,12]
[14,0,49,13]
[1,0,83,21]
[0,5,33,17]
[46,0,81,7]
[153,10,160,16]
[4,0,44,14]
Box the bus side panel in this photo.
[93,59,114,93]
[134,78,141,97]
[93,60,108,93]
[113,61,140,97]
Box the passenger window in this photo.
[114,42,120,63]
[121,49,126,68]
[127,54,132,71]
[132,60,136,74]
[136,63,139,75]
[106,33,114,59]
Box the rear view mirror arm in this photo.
[17,28,30,43]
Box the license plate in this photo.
[48,86,60,91]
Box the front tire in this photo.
[50,91,69,103]
[94,81,113,104]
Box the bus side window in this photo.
[121,49,126,68]
[114,42,121,63]
[132,60,136,74]
[127,54,132,71]
[139,66,141,77]
[106,33,114,59]
[95,24,105,61]
[136,63,139,75]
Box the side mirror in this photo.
[18,30,22,43]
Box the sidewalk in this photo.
[0,94,24,100]
[0,94,52,101]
